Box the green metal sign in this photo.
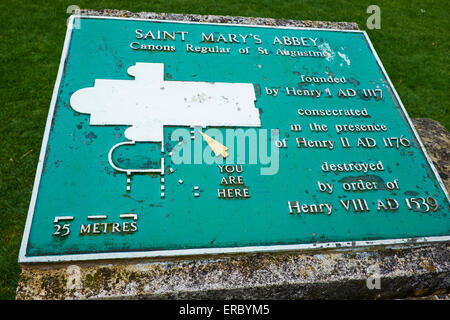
[19,16,449,262]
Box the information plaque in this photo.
[19,16,449,262]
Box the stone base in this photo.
[411,118,450,191]
[16,242,449,299]
[77,9,360,30]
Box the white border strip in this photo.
[18,16,77,263]
[20,236,450,263]
[18,15,450,263]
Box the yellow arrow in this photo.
[198,131,229,158]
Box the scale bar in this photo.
[87,215,107,220]
[120,214,138,220]
[54,216,74,223]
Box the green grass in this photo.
[0,0,448,299]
